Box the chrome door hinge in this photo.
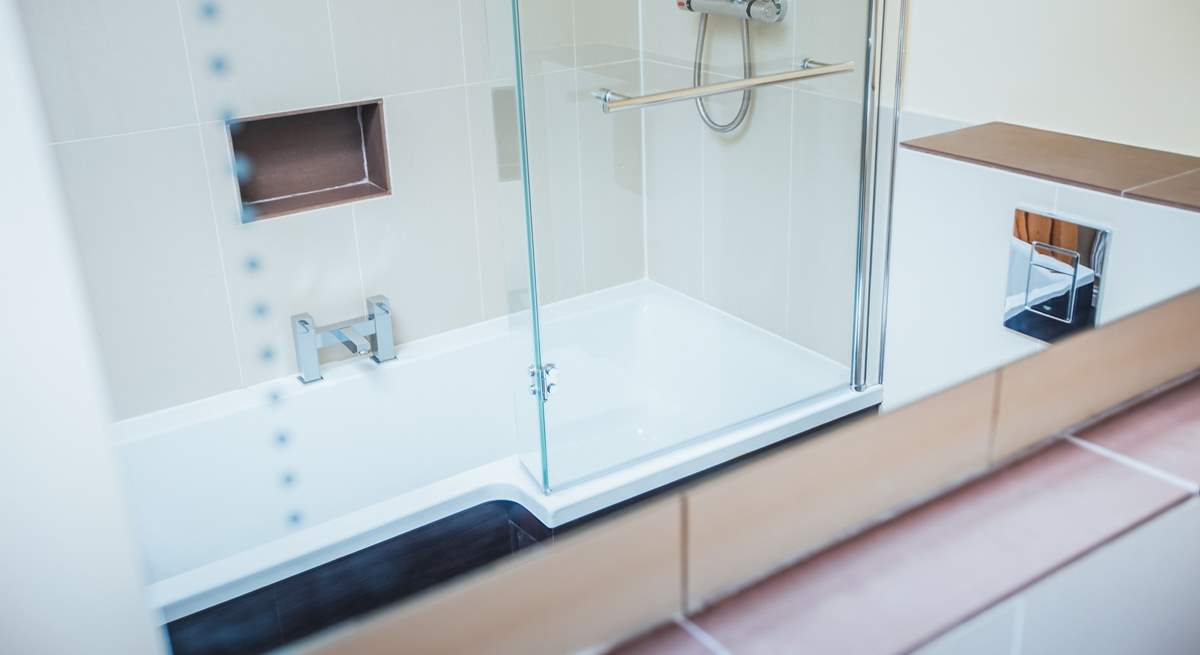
[528,363,558,400]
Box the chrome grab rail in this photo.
[591,61,855,113]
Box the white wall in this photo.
[902,0,1200,156]
[0,1,163,652]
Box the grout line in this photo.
[48,64,642,148]
[454,2,489,321]
[246,179,373,206]
[569,0,579,70]
[355,106,370,175]
[196,128,246,388]
[349,206,368,303]
[680,495,690,613]
[698,100,708,299]
[676,617,733,655]
[324,0,344,100]
[783,76,796,338]
[638,0,650,282]
[172,0,202,123]
[986,368,1005,463]
[174,0,245,387]
[51,122,201,147]
[572,66,589,291]
[1063,435,1200,494]
[1009,597,1026,655]
[1123,165,1200,195]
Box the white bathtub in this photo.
[115,280,880,621]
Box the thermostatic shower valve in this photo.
[677,0,786,24]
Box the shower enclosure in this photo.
[15,0,894,636]
[516,0,889,491]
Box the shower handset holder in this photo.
[291,296,397,384]
[677,0,787,23]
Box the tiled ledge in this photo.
[901,122,1200,213]
[616,381,1200,654]
[296,288,1200,655]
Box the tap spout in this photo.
[331,328,371,355]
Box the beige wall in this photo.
[902,0,1200,156]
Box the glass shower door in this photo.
[512,0,879,490]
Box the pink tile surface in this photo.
[691,443,1189,655]
[1080,377,1200,485]
[607,622,709,655]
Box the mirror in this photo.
[1003,209,1110,343]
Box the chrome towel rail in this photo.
[591,61,854,113]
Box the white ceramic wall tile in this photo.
[701,87,794,336]
[198,123,366,385]
[1053,186,1200,326]
[181,0,340,121]
[916,601,1018,655]
[573,0,639,67]
[522,69,586,303]
[514,0,575,75]
[640,0,699,70]
[1020,499,1200,655]
[792,0,870,101]
[787,91,863,364]
[465,83,536,318]
[884,149,1054,409]
[354,88,485,343]
[17,0,196,141]
[54,127,241,419]
[460,0,518,84]
[577,62,645,291]
[329,0,465,100]
[644,62,704,300]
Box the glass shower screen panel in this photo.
[513,0,873,490]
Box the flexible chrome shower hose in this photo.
[693,14,752,133]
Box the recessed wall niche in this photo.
[229,100,390,222]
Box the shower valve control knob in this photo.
[677,0,787,24]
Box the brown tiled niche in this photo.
[230,100,390,221]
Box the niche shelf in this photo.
[229,100,391,222]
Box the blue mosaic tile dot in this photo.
[260,346,275,363]
[252,301,270,318]
[233,153,254,182]
[274,431,289,446]
[281,472,296,487]
[198,1,219,20]
[244,255,262,272]
[209,55,229,75]
[287,511,303,526]
[222,109,245,134]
